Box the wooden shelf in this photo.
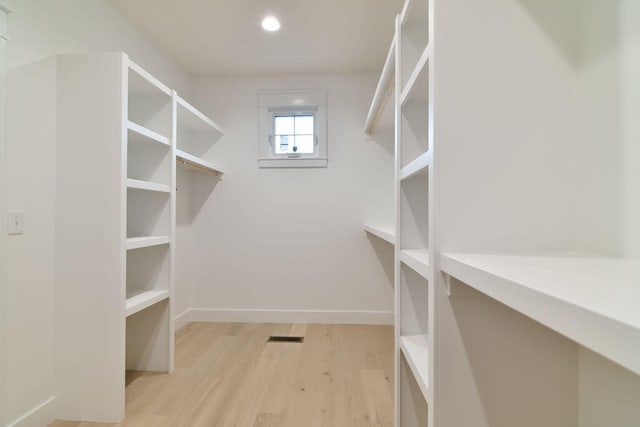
[400,334,430,402]
[400,151,430,181]
[125,290,169,317]
[364,35,396,135]
[176,95,224,136]
[126,236,170,250]
[127,121,170,147]
[400,249,430,279]
[176,149,224,176]
[126,179,170,193]
[441,254,640,375]
[364,224,396,245]
[400,44,430,105]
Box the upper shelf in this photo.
[441,253,640,375]
[400,45,429,106]
[364,35,396,135]
[364,224,396,245]
[176,95,224,137]
[176,149,224,176]
[127,121,170,147]
[128,58,171,97]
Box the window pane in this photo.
[294,135,315,154]
[295,115,314,134]
[274,134,292,154]
[275,115,294,135]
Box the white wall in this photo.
[0,1,190,425]
[577,0,640,258]
[179,73,394,323]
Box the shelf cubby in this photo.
[126,243,170,317]
[127,126,171,185]
[400,0,429,93]
[126,298,171,371]
[128,60,172,139]
[127,187,170,239]
[400,353,429,426]
[400,171,428,251]
[400,61,428,169]
[176,95,223,158]
[400,264,429,338]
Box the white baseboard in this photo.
[175,309,191,330]
[7,396,55,427]
[185,308,393,325]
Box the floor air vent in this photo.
[267,336,304,343]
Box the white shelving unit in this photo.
[394,0,432,424]
[55,52,175,423]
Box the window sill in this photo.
[258,158,328,168]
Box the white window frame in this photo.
[259,90,328,168]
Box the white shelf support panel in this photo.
[176,149,224,176]
[400,249,430,279]
[400,151,431,181]
[364,224,396,245]
[126,236,171,250]
[441,254,640,375]
[125,290,169,317]
[126,179,170,193]
[364,35,396,135]
[127,120,170,146]
[399,334,431,402]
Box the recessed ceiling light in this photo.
[261,16,280,32]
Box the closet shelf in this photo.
[400,249,430,279]
[128,58,172,97]
[364,35,396,135]
[364,224,396,245]
[441,253,640,375]
[125,290,169,317]
[400,151,430,181]
[126,179,170,193]
[126,236,170,250]
[127,120,170,146]
[400,45,430,105]
[176,149,224,176]
[176,95,224,136]
[400,334,431,402]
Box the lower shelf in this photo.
[126,289,169,317]
[399,334,430,403]
[441,253,640,375]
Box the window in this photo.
[259,90,327,168]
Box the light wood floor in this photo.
[50,322,394,427]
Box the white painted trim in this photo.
[187,308,393,325]
[258,158,328,168]
[6,396,55,427]
[175,309,192,330]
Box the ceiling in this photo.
[112,0,403,77]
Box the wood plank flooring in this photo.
[50,322,394,427]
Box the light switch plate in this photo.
[7,211,24,235]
